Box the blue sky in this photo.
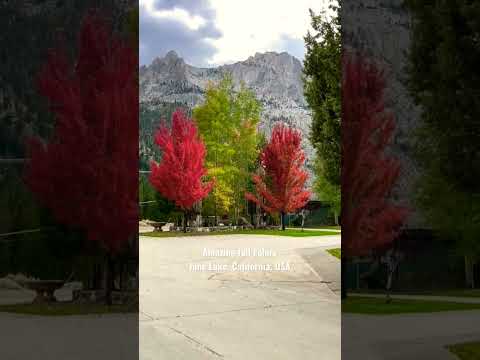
[140,0,335,67]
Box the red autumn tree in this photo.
[149,110,214,232]
[24,12,138,304]
[341,52,409,259]
[245,123,311,230]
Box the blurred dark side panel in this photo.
[0,1,138,359]
[341,0,480,359]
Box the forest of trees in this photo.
[406,0,480,287]
[140,74,315,228]
[303,5,341,224]
[1,4,139,304]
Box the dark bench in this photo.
[21,280,65,303]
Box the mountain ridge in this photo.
[139,50,314,177]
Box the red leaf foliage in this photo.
[245,123,310,214]
[149,110,214,210]
[341,52,409,257]
[24,11,138,254]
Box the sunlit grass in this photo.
[350,289,480,298]
[0,302,137,316]
[143,229,335,237]
[342,296,480,315]
[327,248,341,259]
[447,341,480,360]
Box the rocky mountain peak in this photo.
[250,51,301,64]
[140,51,314,175]
[164,50,180,61]
[149,51,185,70]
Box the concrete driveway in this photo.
[140,234,341,360]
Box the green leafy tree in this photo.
[125,7,139,45]
[303,5,341,220]
[139,103,186,170]
[405,0,480,287]
[139,175,177,222]
[193,75,262,223]
[313,157,340,224]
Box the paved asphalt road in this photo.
[140,234,341,360]
[343,311,480,360]
[0,311,138,359]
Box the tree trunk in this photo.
[385,271,393,304]
[92,260,101,290]
[214,197,217,226]
[465,255,475,289]
[183,210,188,233]
[105,254,114,306]
[281,212,286,231]
[341,256,347,299]
[119,260,127,291]
[250,206,255,229]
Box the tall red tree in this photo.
[24,12,138,304]
[149,110,214,232]
[341,52,409,259]
[245,123,310,230]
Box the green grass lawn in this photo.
[327,248,341,259]
[447,341,480,360]
[342,296,480,315]
[143,229,335,238]
[350,288,480,298]
[417,289,480,298]
[0,302,137,316]
[289,225,341,230]
[322,225,341,230]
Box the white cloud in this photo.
[140,0,206,31]
[140,0,336,66]
[207,0,334,65]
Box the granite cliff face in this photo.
[139,51,314,172]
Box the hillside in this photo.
[139,51,314,177]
